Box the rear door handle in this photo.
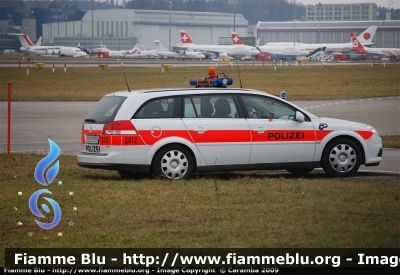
[254,127,265,133]
[194,127,207,134]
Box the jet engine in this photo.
[47,49,60,55]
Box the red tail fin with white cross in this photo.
[180,30,194,44]
[231,32,245,45]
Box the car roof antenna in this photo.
[123,72,131,92]
[236,61,243,88]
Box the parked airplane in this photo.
[262,26,378,53]
[350,32,400,57]
[232,32,311,57]
[177,30,260,59]
[12,33,89,57]
[124,44,157,59]
[153,40,205,59]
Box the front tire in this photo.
[321,138,361,177]
[152,145,193,180]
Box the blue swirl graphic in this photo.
[29,189,62,230]
[34,138,60,186]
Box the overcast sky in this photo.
[296,0,400,10]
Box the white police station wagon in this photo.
[78,72,382,180]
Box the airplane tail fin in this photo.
[154,40,167,52]
[357,26,378,45]
[128,44,142,54]
[351,33,367,54]
[11,33,35,48]
[180,30,194,44]
[232,32,244,45]
[128,43,141,53]
[256,38,260,47]
[36,36,42,46]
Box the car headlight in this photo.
[363,124,379,136]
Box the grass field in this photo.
[1,59,399,267]
[0,154,399,267]
[0,62,399,101]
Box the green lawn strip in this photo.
[381,135,400,149]
[1,65,399,101]
[1,154,399,266]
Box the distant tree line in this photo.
[377,6,400,20]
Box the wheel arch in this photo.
[146,140,199,173]
[150,142,198,176]
[321,135,366,165]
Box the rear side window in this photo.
[184,95,239,118]
[134,97,179,119]
[85,96,126,124]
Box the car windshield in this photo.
[85,96,126,124]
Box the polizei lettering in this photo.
[267,131,305,140]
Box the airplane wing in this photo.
[173,46,230,57]
[384,50,398,57]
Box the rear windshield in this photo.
[85,96,126,124]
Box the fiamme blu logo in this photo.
[29,138,62,230]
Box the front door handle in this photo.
[194,127,207,134]
[254,127,265,133]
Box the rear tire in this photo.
[152,145,193,180]
[321,138,361,177]
[286,168,314,176]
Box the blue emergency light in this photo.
[190,77,233,88]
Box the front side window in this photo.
[240,95,297,120]
[184,95,239,118]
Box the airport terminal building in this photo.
[42,9,248,51]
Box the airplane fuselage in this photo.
[179,44,259,57]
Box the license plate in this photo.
[86,145,100,153]
[86,135,99,144]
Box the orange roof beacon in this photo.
[208,66,216,78]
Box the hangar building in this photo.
[42,9,248,51]
[256,20,400,48]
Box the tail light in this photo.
[81,122,85,134]
[102,120,137,135]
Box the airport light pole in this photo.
[234,0,236,32]
[293,0,296,46]
[92,0,94,50]
[117,23,121,50]
[318,2,322,43]
[47,24,50,43]
[58,12,60,41]
[168,1,173,51]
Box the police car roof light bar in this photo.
[190,77,233,88]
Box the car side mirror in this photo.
[295,111,305,122]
